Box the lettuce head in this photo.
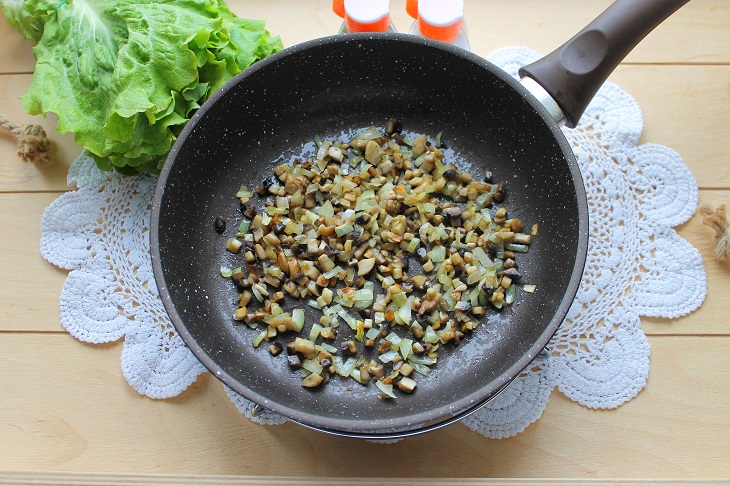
[3,0,283,174]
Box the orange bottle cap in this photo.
[418,0,464,42]
[406,0,419,19]
[344,0,391,33]
[332,0,345,18]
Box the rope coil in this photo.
[0,114,51,165]
[699,203,730,262]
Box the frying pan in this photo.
[151,0,687,438]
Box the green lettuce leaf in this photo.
[3,0,283,174]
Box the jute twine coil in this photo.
[699,203,730,262]
[0,114,51,164]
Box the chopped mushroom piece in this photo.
[364,140,381,164]
[357,258,376,276]
[397,376,417,393]
[226,238,243,253]
[399,363,415,377]
[287,354,302,369]
[412,134,427,156]
[269,342,284,356]
[369,363,386,378]
[384,117,402,135]
[214,217,227,233]
[411,342,426,355]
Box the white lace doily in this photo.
[40,47,706,439]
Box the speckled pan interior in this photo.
[151,34,588,439]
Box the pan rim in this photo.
[151,32,589,437]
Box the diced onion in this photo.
[409,361,431,377]
[291,308,305,332]
[504,284,516,305]
[376,380,397,399]
[316,200,335,218]
[399,338,413,360]
[317,343,339,354]
[252,330,267,348]
[238,219,251,233]
[337,309,357,330]
[409,354,437,366]
[424,326,440,344]
[505,243,529,253]
[337,357,358,377]
[354,125,382,140]
[235,185,253,198]
[396,296,414,326]
[302,358,323,375]
[309,323,323,342]
[379,351,400,363]
[365,327,381,340]
[385,332,402,347]
[428,246,446,263]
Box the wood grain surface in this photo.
[1,0,728,481]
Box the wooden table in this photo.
[1,1,728,482]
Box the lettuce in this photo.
[3,0,283,174]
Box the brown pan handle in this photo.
[519,0,689,128]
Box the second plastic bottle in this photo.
[408,0,469,51]
[334,0,397,34]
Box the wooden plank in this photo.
[609,65,730,189]
[0,193,67,332]
[0,75,82,192]
[0,333,728,477]
[2,0,728,76]
[0,473,723,486]
[1,189,727,334]
[467,0,730,64]
[0,13,36,74]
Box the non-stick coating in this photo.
[151,34,588,437]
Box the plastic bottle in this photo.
[405,0,419,21]
[336,0,397,34]
[332,0,345,19]
[405,0,420,38]
[408,0,470,51]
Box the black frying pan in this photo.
[151,0,687,438]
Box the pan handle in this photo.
[518,0,689,128]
